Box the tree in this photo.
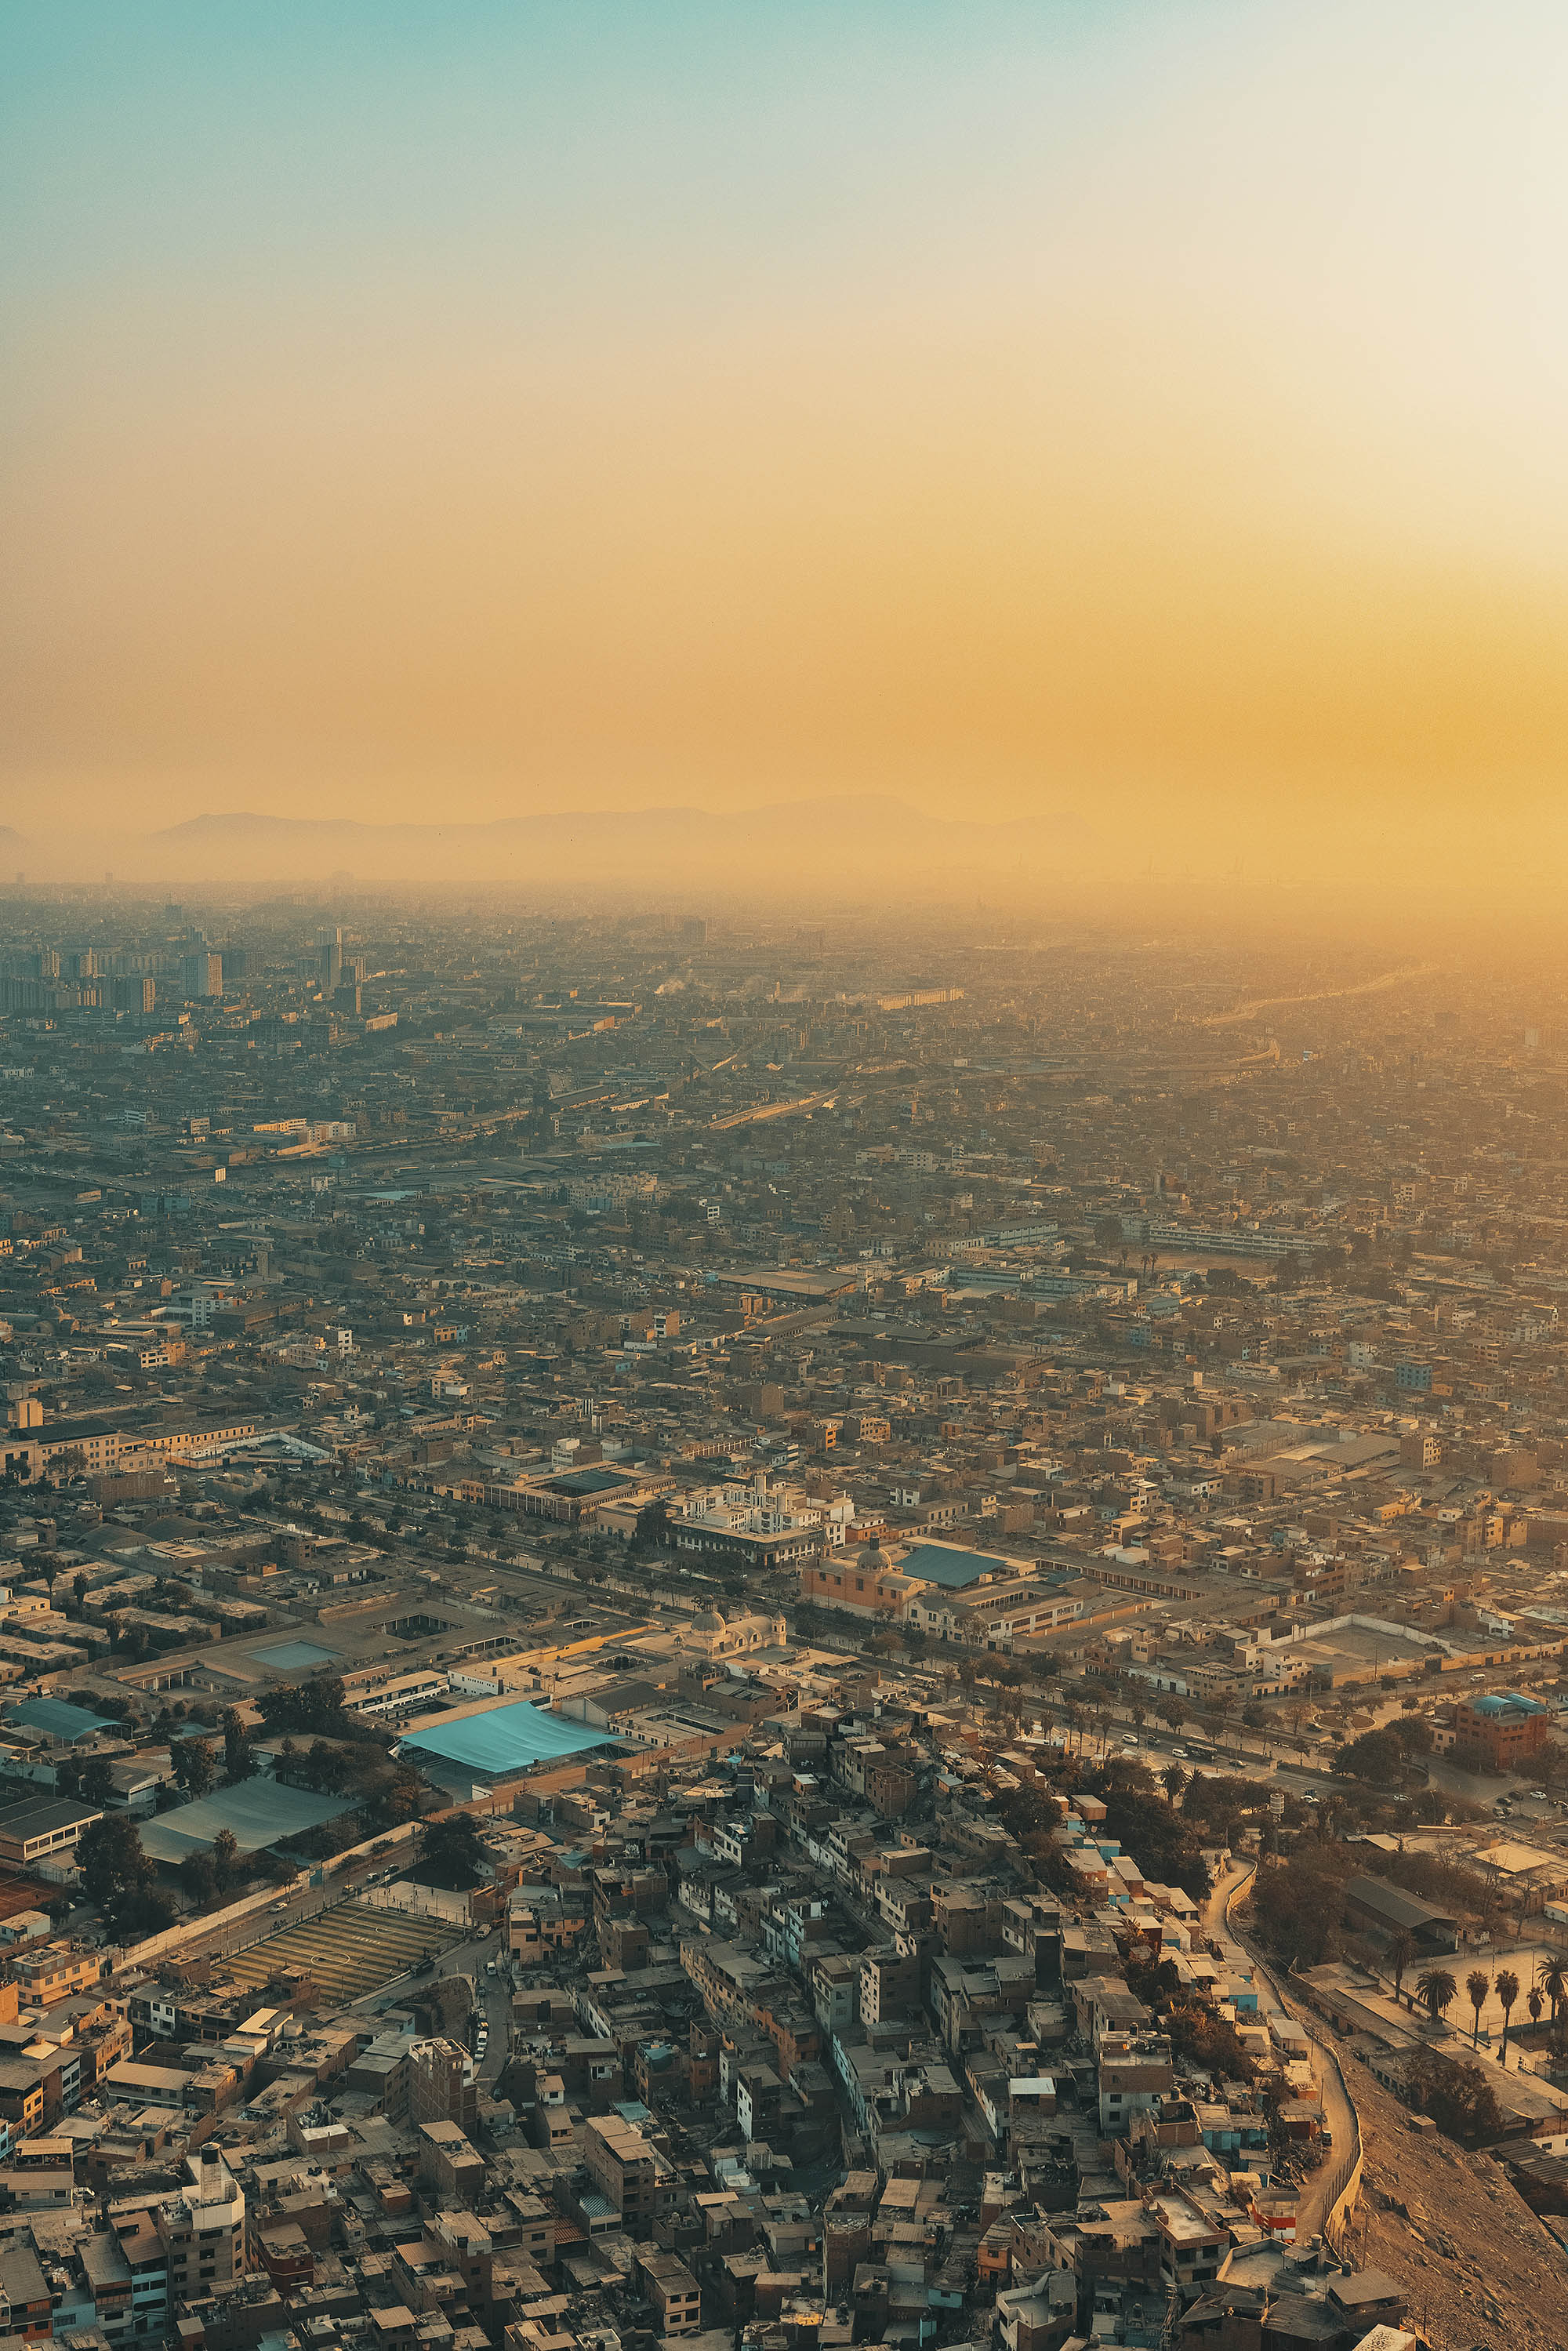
[1334,1728,1406,1784]
[1252,1847,1352,1968]
[79,1755,116,1809]
[421,1813,487,1884]
[633,1495,673,1554]
[1539,1955,1566,2036]
[172,1739,216,1800]
[1387,1928,1415,2007]
[210,1829,241,1891]
[256,1676,358,1740]
[178,1851,218,1906]
[223,1710,256,1786]
[1466,1968,1490,2049]
[1527,1985,1544,2033]
[1161,1764,1187,1806]
[1404,2047,1506,2144]
[1415,1965,1457,2029]
[78,1815,152,1920]
[1085,1770,1210,1904]
[1494,1968,1520,2062]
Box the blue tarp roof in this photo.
[399,1699,613,1778]
[895,1541,1014,1590]
[6,1698,114,1744]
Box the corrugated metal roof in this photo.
[896,1541,1013,1590]
[139,1779,354,1862]
[5,1698,114,1744]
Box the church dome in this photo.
[691,1606,728,1632]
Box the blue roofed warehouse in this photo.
[397,1699,614,1785]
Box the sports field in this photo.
[222,1897,464,2004]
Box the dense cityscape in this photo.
[0,890,1559,2351]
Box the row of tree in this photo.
[1389,1942,1568,2062]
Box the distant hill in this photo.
[132,797,1071,885]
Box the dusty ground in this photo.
[1324,2035,1566,2351]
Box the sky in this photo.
[5,2,1568,873]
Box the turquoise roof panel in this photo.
[399,1699,614,1778]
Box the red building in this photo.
[1453,1691,1550,1773]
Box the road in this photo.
[1007,1688,1558,1827]
[1207,1857,1359,2242]
[350,1920,513,2083]
[121,1840,403,1975]
[434,1927,513,2084]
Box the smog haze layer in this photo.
[5,5,1568,909]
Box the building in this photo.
[1453,1691,1551,1773]
[0,1798,103,1873]
[583,2113,663,2235]
[5,1943,104,2009]
[634,2247,702,2338]
[408,2039,477,2137]
[1341,1877,1460,1953]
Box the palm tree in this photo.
[1539,1955,1566,2034]
[1466,1968,1490,2049]
[1387,1928,1415,2008]
[1162,1763,1187,1806]
[1526,1986,1544,2035]
[1415,1965,1457,2029]
[1495,1968,1520,2062]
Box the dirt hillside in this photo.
[1327,2033,1566,2350]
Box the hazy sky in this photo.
[6,3,1568,853]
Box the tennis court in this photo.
[222,1896,464,2003]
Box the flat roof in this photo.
[0,1797,102,1841]
[253,1640,339,1672]
[710,1267,858,1297]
